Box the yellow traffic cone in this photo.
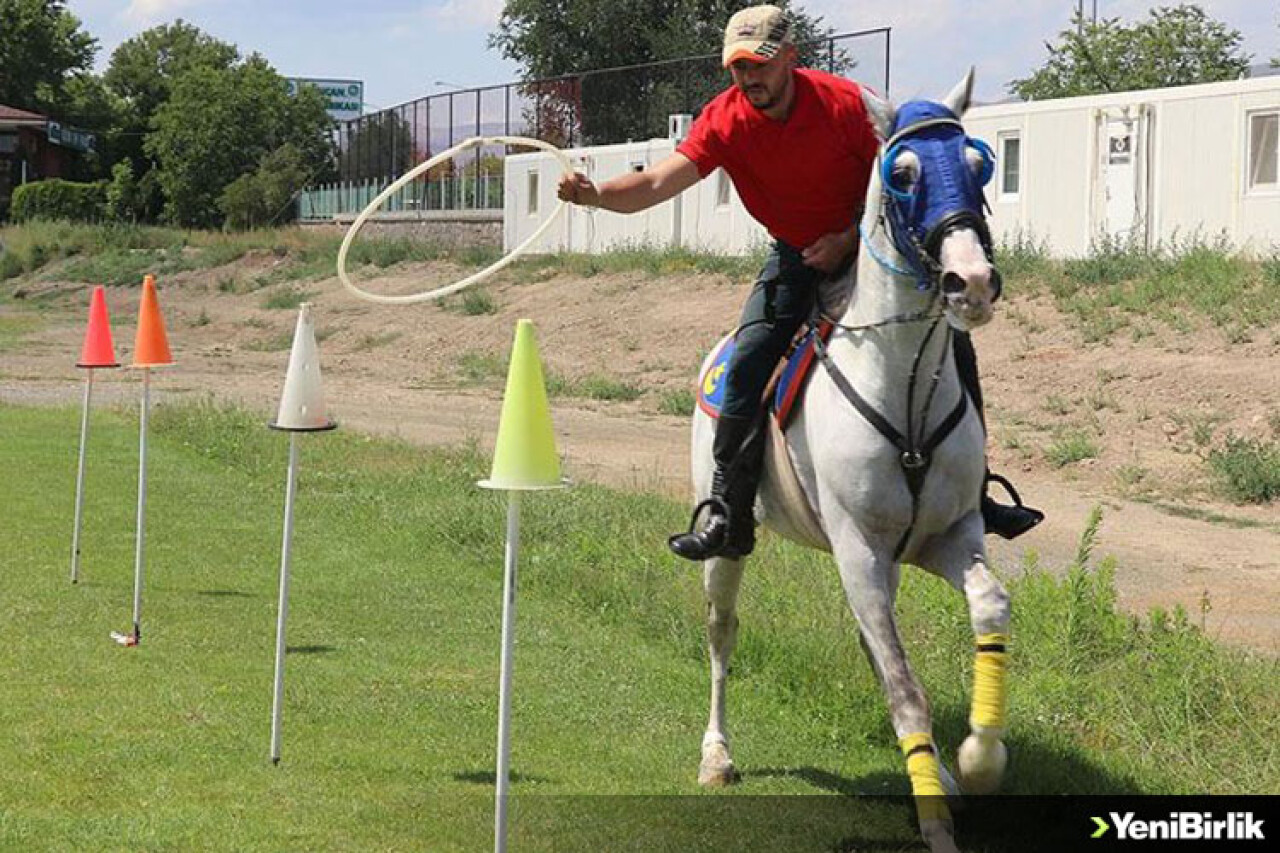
[479,319,565,490]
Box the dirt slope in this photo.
[2,256,1277,652]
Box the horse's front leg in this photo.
[699,553,745,787]
[829,529,959,853]
[916,515,1012,794]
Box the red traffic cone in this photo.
[77,286,120,369]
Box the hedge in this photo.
[10,179,107,224]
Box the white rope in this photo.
[336,135,574,305]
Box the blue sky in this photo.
[66,1,1279,110]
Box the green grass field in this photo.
[1,402,1277,851]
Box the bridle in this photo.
[813,102,998,560]
[877,111,999,298]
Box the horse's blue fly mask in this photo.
[878,100,998,293]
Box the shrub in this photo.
[1208,434,1280,504]
[219,144,310,230]
[0,250,23,280]
[10,179,107,224]
[261,286,313,310]
[104,161,141,223]
[1045,429,1100,468]
[460,288,497,315]
[657,387,696,415]
[996,229,1056,283]
[218,173,267,232]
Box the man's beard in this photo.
[742,84,777,111]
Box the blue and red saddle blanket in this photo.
[697,321,834,428]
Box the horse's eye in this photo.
[966,148,985,174]
[890,156,919,193]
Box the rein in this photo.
[813,309,967,561]
[811,109,993,559]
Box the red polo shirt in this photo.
[677,68,879,249]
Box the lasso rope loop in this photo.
[336,135,574,305]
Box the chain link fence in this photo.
[301,28,890,220]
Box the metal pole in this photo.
[132,368,150,643]
[884,29,892,98]
[494,491,521,853]
[70,371,94,584]
[270,433,300,765]
[475,89,483,211]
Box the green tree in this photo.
[57,73,125,180]
[147,56,334,228]
[0,0,97,112]
[102,21,240,185]
[104,21,239,132]
[337,111,414,182]
[1010,4,1250,100]
[491,0,845,144]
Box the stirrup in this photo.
[982,473,1044,540]
[668,497,730,561]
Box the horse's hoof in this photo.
[920,820,961,853]
[697,761,737,787]
[698,742,737,787]
[958,733,1007,794]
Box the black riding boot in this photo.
[953,333,1044,540]
[669,414,760,561]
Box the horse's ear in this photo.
[943,67,976,117]
[862,86,895,140]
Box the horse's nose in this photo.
[941,271,966,296]
[941,263,998,301]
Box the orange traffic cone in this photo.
[132,275,173,368]
[77,285,120,369]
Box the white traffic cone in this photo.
[271,303,334,431]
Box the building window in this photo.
[715,169,732,207]
[998,131,1021,198]
[526,170,539,215]
[1247,111,1278,191]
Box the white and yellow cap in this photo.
[722,5,791,68]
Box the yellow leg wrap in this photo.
[899,733,949,823]
[971,633,1008,731]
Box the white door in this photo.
[1103,115,1140,241]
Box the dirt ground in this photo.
[3,255,1277,652]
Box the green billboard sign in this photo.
[286,78,364,122]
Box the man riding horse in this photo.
[557,4,1042,558]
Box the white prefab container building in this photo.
[506,75,1280,258]
[965,75,1280,257]
[504,138,769,255]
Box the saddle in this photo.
[697,322,836,552]
[697,321,834,428]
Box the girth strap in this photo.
[812,330,969,560]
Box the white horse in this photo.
[689,71,1010,853]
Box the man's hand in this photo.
[557,172,598,206]
[801,227,859,274]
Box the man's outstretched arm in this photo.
[557,153,702,214]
